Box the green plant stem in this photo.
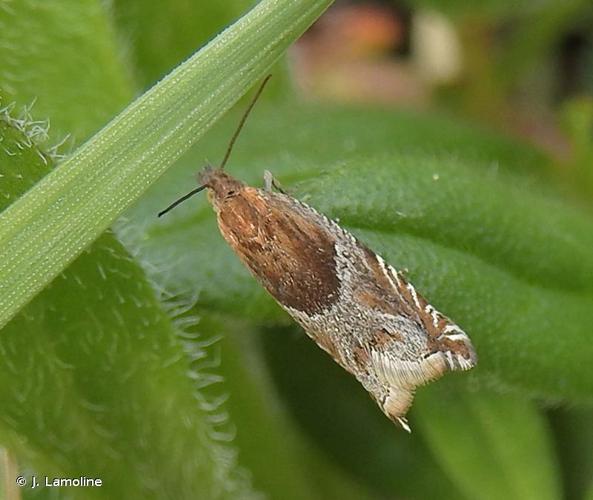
[0,0,333,330]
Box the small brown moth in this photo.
[159,77,477,432]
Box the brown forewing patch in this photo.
[374,327,403,345]
[352,343,370,372]
[361,246,398,293]
[353,288,394,315]
[394,277,448,340]
[431,336,472,360]
[360,247,418,319]
[360,246,467,358]
[216,187,340,315]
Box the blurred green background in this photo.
[1,0,593,499]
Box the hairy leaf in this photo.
[0,110,252,498]
[0,0,333,329]
[0,0,133,142]
[198,314,377,500]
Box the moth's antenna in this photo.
[219,74,271,170]
[158,185,206,217]
[158,76,271,218]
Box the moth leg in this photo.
[263,170,287,194]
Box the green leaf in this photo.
[122,101,550,314]
[4,1,585,496]
[123,103,593,403]
[0,0,133,141]
[257,322,464,499]
[0,2,306,498]
[199,313,377,500]
[0,0,334,330]
[301,156,593,402]
[111,0,253,88]
[549,408,593,500]
[0,109,253,498]
[413,383,561,500]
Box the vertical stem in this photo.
[1,449,21,500]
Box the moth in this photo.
[159,77,477,431]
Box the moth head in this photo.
[198,167,245,204]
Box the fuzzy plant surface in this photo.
[1,0,593,500]
[0,110,254,500]
[122,102,591,500]
[0,0,332,330]
[0,0,336,499]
